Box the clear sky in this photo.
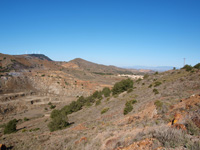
[0,0,199,68]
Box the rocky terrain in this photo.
[0,53,146,120]
[0,53,200,150]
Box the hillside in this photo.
[0,64,200,150]
[0,53,143,120]
[0,53,137,94]
[69,58,149,75]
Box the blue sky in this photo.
[0,0,199,67]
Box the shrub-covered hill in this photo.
[0,67,200,150]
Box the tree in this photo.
[48,111,69,132]
[182,64,193,71]
[50,109,60,119]
[194,63,200,69]
[4,119,17,134]
[102,87,111,97]
[124,101,133,115]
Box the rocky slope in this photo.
[0,53,144,123]
[0,67,200,150]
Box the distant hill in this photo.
[26,54,52,61]
[69,58,144,75]
[0,53,58,72]
[0,53,151,75]
[126,66,177,72]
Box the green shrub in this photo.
[31,128,40,132]
[112,78,133,95]
[136,78,142,82]
[50,104,56,109]
[22,129,27,132]
[154,100,169,114]
[127,88,133,93]
[148,84,152,88]
[131,99,137,104]
[124,101,133,115]
[154,72,158,75]
[182,64,193,72]
[150,127,188,148]
[154,100,163,108]
[185,120,200,136]
[143,74,149,79]
[154,81,162,87]
[92,91,99,99]
[61,99,84,115]
[187,141,200,150]
[194,63,200,69]
[153,89,159,95]
[101,108,109,114]
[102,87,111,97]
[4,119,17,134]
[48,111,69,132]
[24,117,29,121]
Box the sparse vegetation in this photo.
[153,88,159,94]
[150,127,188,148]
[143,74,149,79]
[185,119,200,136]
[154,100,163,108]
[50,104,56,109]
[24,117,29,121]
[93,72,113,75]
[136,78,142,82]
[154,81,162,87]
[0,123,5,128]
[154,100,169,114]
[95,99,101,106]
[101,108,109,114]
[29,128,40,132]
[127,88,133,93]
[123,100,137,115]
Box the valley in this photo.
[0,53,200,150]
